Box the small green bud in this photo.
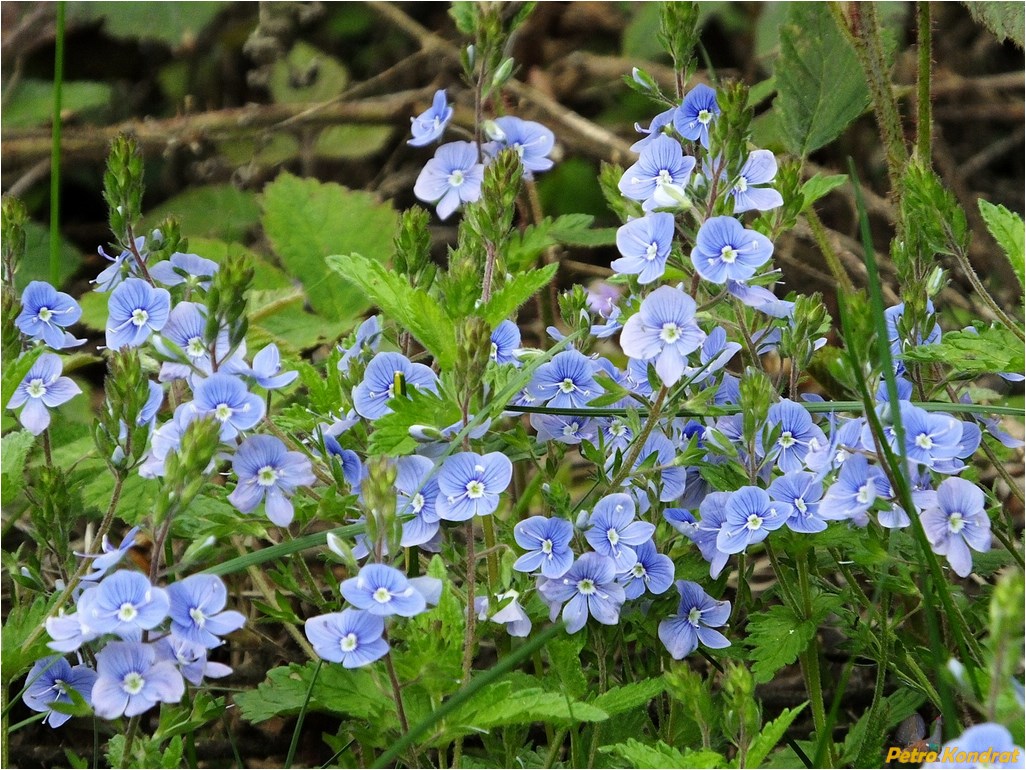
[362,456,398,559]
[103,134,146,247]
[739,367,774,448]
[491,56,515,90]
[2,195,28,282]
[394,206,432,282]
[658,2,701,84]
[721,662,760,754]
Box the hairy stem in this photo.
[915,2,932,164]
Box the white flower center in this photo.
[645,242,659,261]
[541,538,553,555]
[372,587,392,604]
[606,528,620,546]
[187,336,206,357]
[466,480,485,499]
[52,678,68,695]
[122,672,145,695]
[745,514,763,531]
[490,341,498,359]
[340,632,358,652]
[794,497,808,514]
[948,512,965,533]
[631,564,646,578]
[610,422,627,437]
[687,606,702,625]
[719,245,738,264]
[778,431,796,448]
[189,607,206,628]
[577,578,596,595]
[734,176,749,193]
[659,322,682,344]
[856,481,874,505]
[27,379,47,398]
[915,433,933,450]
[131,308,149,327]
[38,307,53,322]
[214,403,233,421]
[558,378,577,394]
[656,169,673,187]
[563,422,580,438]
[697,109,712,125]
[448,169,465,188]
[257,465,280,487]
[117,602,138,623]
[411,493,425,514]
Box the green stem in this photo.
[285,660,320,769]
[543,729,567,768]
[949,241,1026,342]
[609,385,668,490]
[384,647,410,734]
[1,686,8,769]
[915,2,932,164]
[805,208,855,295]
[49,1,65,287]
[797,553,833,767]
[481,516,499,606]
[122,715,141,768]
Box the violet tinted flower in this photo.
[485,591,532,638]
[923,723,1023,769]
[78,527,141,582]
[674,84,720,148]
[337,315,383,375]
[726,279,795,318]
[691,216,774,284]
[46,599,101,653]
[306,609,389,668]
[628,430,687,504]
[658,580,730,659]
[191,373,265,441]
[716,486,791,555]
[729,150,783,213]
[611,213,675,285]
[138,403,205,479]
[105,278,171,349]
[895,403,964,470]
[484,116,556,179]
[921,477,991,577]
[435,451,513,521]
[619,286,706,387]
[91,641,185,719]
[228,435,315,527]
[77,570,169,640]
[820,455,893,526]
[529,413,599,445]
[6,353,82,435]
[153,302,246,384]
[513,515,575,578]
[630,107,676,152]
[352,351,440,420]
[153,635,232,686]
[490,320,521,366]
[763,399,828,473]
[23,656,97,727]
[618,540,674,599]
[16,281,84,349]
[167,574,246,649]
[92,236,150,292]
[341,563,426,617]
[768,472,826,534]
[671,491,731,578]
[584,493,655,571]
[682,326,741,385]
[527,349,602,409]
[537,552,625,634]
[618,135,696,211]
[394,455,441,547]
[245,343,298,390]
[414,141,485,220]
[408,89,453,147]
[149,252,218,289]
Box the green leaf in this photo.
[505,214,611,272]
[142,185,260,244]
[979,199,1025,289]
[262,173,397,325]
[774,3,869,156]
[2,347,45,416]
[747,703,807,767]
[801,173,849,210]
[269,42,350,104]
[326,252,457,368]
[902,326,1025,375]
[315,125,395,160]
[367,385,462,456]
[546,635,588,699]
[745,604,816,684]
[68,2,226,45]
[591,679,666,717]
[964,1,1025,47]
[601,738,725,769]
[1,594,52,683]
[1,80,112,130]
[445,679,607,735]
[1,431,37,505]
[480,264,559,326]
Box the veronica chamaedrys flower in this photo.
[414,141,485,220]
[584,493,655,571]
[820,454,893,526]
[627,431,687,506]
[691,216,774,285]
[484,116,556,179]
[337,315,382,375]
[105,278,171,349]
[762,400,827,473]
[921,477,991,577]
[530,413,599,446]
[394,455,441,547]
[923,723,1024,769]
[408,89,453,147]
[305,609,389,668]
[92,236,151,292]
[244,343,298,390]
[76,570,169,640]
[658,580,731,659]
[716,486,792,555]
[726,279,795,319]
[768,472,826,534]
[78,527,141,581]
[618,134,696,211]
[619,540,674,600]
[490,320,521,366]
[477,591,532,637]
[884,402,963,471]
[6,353,82,435]
[149,252,218,290]
[153,635,232,686]
[16,281,84,349]
[228,434,315,527]
[91,641,185,719]
[630,106,676,152]
[513,515,575,578]
[191,373,265,441]
[526,349,602,409]
[673,84,720,149]
[435,451,513,521]
[729,150,783,213]
[538,552,625,634]
[669,492,731,578]
[352,351,440,420]
[341,563,426,617]
[619,285,706,387]
[23,656,97,728]
[167,574,245,650]
[153,302,246,384]
[611,212,675,285]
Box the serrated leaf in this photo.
[446,680,607,734]
[774,4,869,156]
[327,252,457,368]
[964,1,1025,47]
[978,199,1025,289]
[801,173,849,210]
[480,264,559,326]
[1,595,53,683]
[591,679,666,717]
[902,326,1025,375]
[745,604,816,684]
[747,703,807,767]
[546,635,588,699]
[367,386,462,456]
[505,214,609,272]
[1,430,36,504]
[601,738,725,769]
[142,185,260,244]
[262,173,397,325]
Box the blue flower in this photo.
[149,252,218,290]
[484,116,556,179]
[6,353,82,435]
[527,349,602,409]
[762,400,828,473]
[245,343,298,390]
[715,487,791,555]
[884,301,941,362]
[888,402,964,470]
[669,491,731,578]
[78,527,141,582]
[537,552,625,634]
[691,216,774,284]
[921,477,991,577]
[683,326,742,385]
[16,281,84,349]
[673,84,720,148]
[490,320,521,365]
[618,540,674,599]
[729,150,783,213]
[658,580,731,659]
[630,107,676,152]
[619,285,706,387]
[529,413,599,445]
[513,516,575,578]
[618,135,696,211]
[90,641,185,719]
[138,403,206,479]
[408,89,453,147]
[611,213,675,285]
[337,315,383,375]
[476,591,532,638]
[352,351,440,420]
[45,602,101,653]
[341,563,427,617]
[105,278,171,349]
[167,574,246,649]
[228,435,315,526]
[820,455,893,526]
[22,656,97,727]
[768,472,827,534]
[153,302,246,384]
[626,430,687,506]
[76,570,169,640]
[92,236,150,292]
[584,493,655,571]
[726,279,794,318]
[153,635,233,686]
[414,141,485,220]
[191,373,266,441]
[435,451,513,521]
[923,723,1024,769]
[306,609,389,668]
[394,455,441,547]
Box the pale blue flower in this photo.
[820,455,893,526]
[340,563,426,617]
[691,216,774,284]
[618,135,696,211]
[537,552,625,634]
[490,320,521,366]
[76,570,169,640]
[6,353,82,435]
[228,435,315,526]
[527,349,602,409]
[408,89,453,147]
[245,343,298,390]
[435,451,512,521]
[729,150,783,213]
[191,373,265,441]
[395,455,441,547]
[611,213,675,284]
[167,574,246,649]
[762,400,828,473]
[513,516,575,578]
[352,351,440,420]
[22,656,97,727]
[306,609,389,668]
[921,477,991,577]
[484,116,556,179]
[618,540,674,599]
[715,487,792,554]
[619,286,705,387]
[673,84,720,148]
[658,580,730,659]
[768,472,826,533]
[105,278,171,349]
[584,493,655,572]
[414,141,485,220]
[153,635,233,686]
[16,281,84,349]
[90,641,184,719]
[149,252,218,290]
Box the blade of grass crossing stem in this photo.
[371,623,563,769]
[200,523,365,577]
[50,1,65,287]
[285,659,321,769]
